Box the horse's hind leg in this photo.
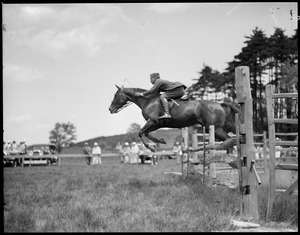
[213,127,236,150]
[215,127,230,141]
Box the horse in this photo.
[109,85,240,152]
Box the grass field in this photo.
[3,156,298,232]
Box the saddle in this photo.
[167,97,189,110]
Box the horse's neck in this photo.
[123,88,156,109]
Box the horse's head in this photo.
[109,85,129,114]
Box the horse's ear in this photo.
[115,84,121,90]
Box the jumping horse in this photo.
[109,85,240,152]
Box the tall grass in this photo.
[3,157,297,232]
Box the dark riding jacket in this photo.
[142,79,186,96]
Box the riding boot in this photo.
[159,97,172,119]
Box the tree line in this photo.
[185,27,298,136]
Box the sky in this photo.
[3,2,298,145]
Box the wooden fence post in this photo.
[266,84,276,219]
[235,66,259,220]
[181,127,189,174]
[192,127,198,162]
[209,125,216,179]
[263,131,268,182]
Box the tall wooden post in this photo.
[235,66,259,220]
[209,125,216,179]
[192,127,198,162]
[266,85,276,219]
[263,131,268,183]
[181,127,189,174]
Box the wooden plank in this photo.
[275,132,298,136]
[266,84,276,220]
[275,164,298,171]
[274,119,298,124]
[275,189,298,196]
[281,179,298,197]
[272,93,298,98]
[275,141,298,146]
[253,134,264,137]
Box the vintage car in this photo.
[3,155,18,167]
[138,143,158,164]
[24,144,58,165]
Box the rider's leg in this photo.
[159,87,185,119]
[159,94,172,119]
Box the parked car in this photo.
[138,143,157,164]
[3,155,18,167]
[24,144,58,165]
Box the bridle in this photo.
[111,89,133,113]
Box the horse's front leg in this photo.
[139,119,160,152]
[145,133,166,144]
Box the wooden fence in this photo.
[265,84,298,219]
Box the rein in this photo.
[111,87,147,113]
[114,101,133,113]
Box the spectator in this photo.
[18,141,27,155]
[130,142,139,163]
[5,141,12,155]
[173,141,182,164]
[116,142,123,153]
[82,142,92,165]
[115,142,123,163]
[5,140,12,155]
[11,141,18,155]
[3,142,7,156]
[92,142,101,165]
[123,142,131,163]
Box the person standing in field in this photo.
[115,142,123,163]
[18,141,27,155]
[130,142,139,163]
[173,141,182,164]
[92,142,101,165]
[82,142,92,165]
[122,142,131,163]
[11,141,18,155]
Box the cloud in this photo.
[4,63,44,82]
[9,114,32,124]
[147,3,190,14]
[21,5,55,21]
[4,4,129,59]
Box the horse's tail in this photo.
[221,102,241,134]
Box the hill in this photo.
[61,128,183,154]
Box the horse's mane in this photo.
[124,87,159,98]
[131,88,146,93]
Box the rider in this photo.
[136,73,187,119]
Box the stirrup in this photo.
[159,113,172,119]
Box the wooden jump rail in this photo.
[265,84,298,219]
